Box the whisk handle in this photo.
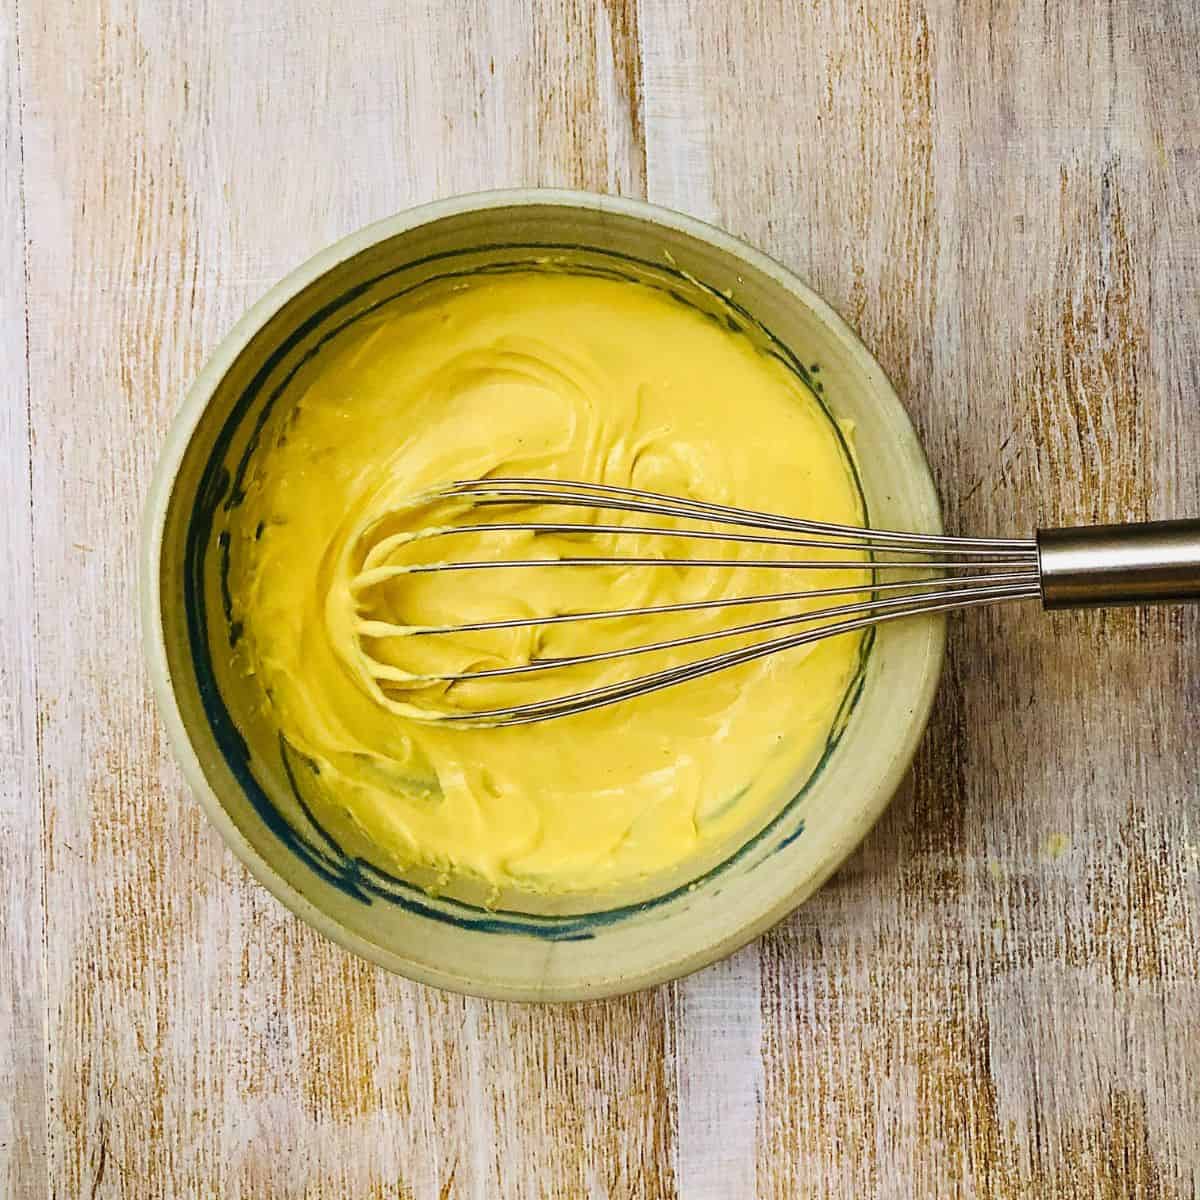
[1037,519,1200,609]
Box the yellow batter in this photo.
[223,270,868,896]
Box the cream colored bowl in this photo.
[141,190,944,1001]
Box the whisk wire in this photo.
[438,476,1036,549]
[436,585,1040,727]
[406,577,1041,685]
[406,520,1034,559]
[382,569,1043,636]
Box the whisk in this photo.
[360,477,1200,727]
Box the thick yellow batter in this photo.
[223,270,868,896]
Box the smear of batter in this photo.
[222,271,869,895]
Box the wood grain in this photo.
[3,1,1198,1196]
[1,0,45,1195]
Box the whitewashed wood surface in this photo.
[3,1,1199,1196]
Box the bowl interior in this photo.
[145,194,944,1000]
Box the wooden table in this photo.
[3,2,1198,1196]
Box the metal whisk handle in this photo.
[1037,519,1200,609]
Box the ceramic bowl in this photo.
[141,189,944,1000]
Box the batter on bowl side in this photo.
[223,270,868,896]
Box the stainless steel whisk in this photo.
[371,478,1200,726]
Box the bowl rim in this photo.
[141,187,946,1001]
